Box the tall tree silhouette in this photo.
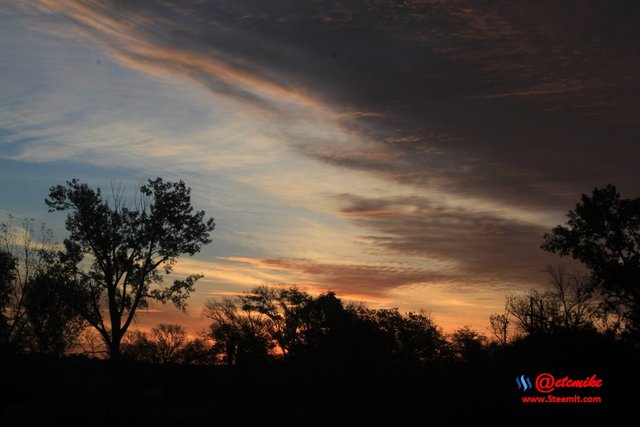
[542,185,640,339]
[46,178,215,360]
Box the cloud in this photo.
[337,194,566,284]
[222,256,453,299]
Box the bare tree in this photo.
[545,266,600,330]
[504,266,607,336]
[73,328,108,358]
[489,312,510,345]
[151,323,187,364]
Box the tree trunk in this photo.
[109,335,121,361]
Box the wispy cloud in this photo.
[222,256,452,298]
[337,194,564,284]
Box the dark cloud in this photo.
[286,0,640,208]
[226,256,456,298]
[338,193,568,284]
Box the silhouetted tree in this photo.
[151,323,187,364]
[178,336,215,365]
[23,272,85,356]
[506,290,556,336]
[206,289,361,363]
[353,307,447,364]
[504,267,605,336]
[75,328,108,357]
[0,249,17,349]
[489,312,510,346]
[121,330,156,363]
[240,286,312,357]
[0,216,60,351]
[120,324,189,364]
[450,326,487,364]
[542,185,640,338]
[46,178,215,360]
[204,297,273,365]
[545,266,607,331]
[297,291,350,356]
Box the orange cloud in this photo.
[34,0,328,118]
[221,256,454,298]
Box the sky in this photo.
[1,0,639,336]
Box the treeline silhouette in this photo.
[116,286,480,367]
[1,180,639,424]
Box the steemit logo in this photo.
[516,375,533,391]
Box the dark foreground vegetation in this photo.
[2,334,637,425]
[2,180,640,423]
